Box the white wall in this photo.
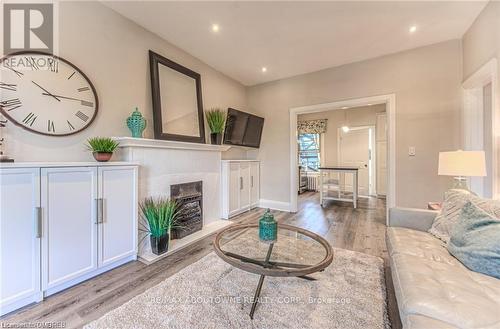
[247,40,463,209]
[3,1,248,162]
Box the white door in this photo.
[41,167,98,293]
[339,127,371,196]
[250,162,260,208]
[98,166,137,267]
[239,163,251,209]
[228,163,241,216]
[0,168,42,315]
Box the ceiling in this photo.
[104,1,487,86]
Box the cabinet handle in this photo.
[35,207,42,238]
[240,177,243,190]
[251,176,254,188]
[95,198,104,224]
[99,198,104,223]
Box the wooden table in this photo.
[319,166,359,208]
[213,223,334,319]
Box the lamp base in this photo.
[452,176,469,191]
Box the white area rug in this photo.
[85,242,390,328]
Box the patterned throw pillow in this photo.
[429,190,500,243]
[447,201,500,279]
[428,189,473,243]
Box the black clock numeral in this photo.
[0,82,17,91]
[77,87,90,92]
[47,58,59,73]
[67,120,75,131]
[48,120,55,133]
[0,98,22,111]
[26,57,39,70]
[5,65,23,78]
[81,100,93,107]
[67,71,76,80]
[22,112,37,126]
[75,111,89,122]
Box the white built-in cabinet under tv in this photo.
[0,162,138,316]
[221,160,260,219]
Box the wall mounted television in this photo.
[223,108,264,148]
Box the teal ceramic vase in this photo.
[126,107,146,138]
[259,209,277,243]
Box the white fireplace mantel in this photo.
[112,136,232,264]
[113,137,231,152]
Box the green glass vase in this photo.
[259,209,277,243]
[126,107,146,138]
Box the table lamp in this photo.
[438,150,486,190]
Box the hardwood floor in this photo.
[1,192,401,328]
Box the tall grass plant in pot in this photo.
[205,108,226,145]
[139,197,178,255]
[86,137,119,162]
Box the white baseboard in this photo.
[259,199,291,212]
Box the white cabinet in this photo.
[250,162,260,207]
[0,163,138,314]
[41,167,98,294]
[221,160,260,219]
[239,163,251,210]
[98,166,137,267]
[0,168,42,315]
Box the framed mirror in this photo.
[149,50,205,143]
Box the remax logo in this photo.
[3,3,54,54]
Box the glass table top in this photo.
[214,224,333,277]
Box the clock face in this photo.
[0,51,98,136]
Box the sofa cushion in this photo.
[386,227,459,266]
[390,252,500,329]
[448,201,500,279]
[429,190,500,243]
[405,315,459,329]
[428,189,472,243]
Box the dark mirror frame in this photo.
[149,50,205,143]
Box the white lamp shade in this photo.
[438,150,486,177]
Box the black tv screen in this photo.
[223,108,264,148]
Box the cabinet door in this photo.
[41,167,98,292]
[239,163,251,210]
[250,162,260,208]
[98,166,137,267]
[0,168,42,315]
[228,163,241,216]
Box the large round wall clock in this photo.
[0,51,98,136]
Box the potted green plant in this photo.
[139,197,178,255]
[86,137,119,162]
[205,108,226,145]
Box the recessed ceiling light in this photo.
[261,67,267,73]
[212,24,220,32]
[409,25,417,33]
[341,126,350,133]
[341,107,349,110]
[367,103,373,106]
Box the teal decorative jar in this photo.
[259,209,277,243]
[126,107,146,138]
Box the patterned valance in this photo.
[297,119,327,134]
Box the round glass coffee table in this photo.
[213,223,333,319]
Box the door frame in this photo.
[289,94,396,215]
[462,58,499,199]
[336,125,376,197]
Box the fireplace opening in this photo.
[170,181,203,239]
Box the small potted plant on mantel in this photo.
[86,137,119,162]
[140,197,178,255]
[205,108,226,145]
